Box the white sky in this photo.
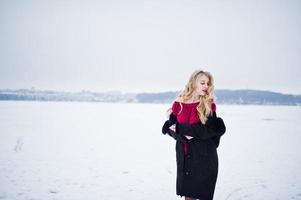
[0,0,300,94]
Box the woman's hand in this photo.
[169,124,176,132]
[185,135,194,140]
[170,124,193,140]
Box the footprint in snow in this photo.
[49,189,59,194]
[14,137,23,152]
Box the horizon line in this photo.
[0,87,300,96]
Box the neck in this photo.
[190,94,200,102]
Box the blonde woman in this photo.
[162,70,226,200]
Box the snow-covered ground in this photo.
[0,101,300,200]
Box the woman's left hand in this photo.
[169,124,176,132]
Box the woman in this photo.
[162,70,226,200]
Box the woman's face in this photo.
[195,74,209,96]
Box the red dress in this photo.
[172,101,216,124]
[172,101,216,154]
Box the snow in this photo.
[0,101,301,200]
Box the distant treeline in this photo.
[0,89,300,105]
[136,90,301,105]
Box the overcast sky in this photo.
[1,0,300,94]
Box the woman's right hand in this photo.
[185,135,193,140]
[170,124,193,140]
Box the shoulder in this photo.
[172,100,180,110]
[211,101,217,112]
[172,97,184,107]
[171,99,183,115]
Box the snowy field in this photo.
[0,101,301,200]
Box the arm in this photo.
[212,135,222,148]
[161,112,177,135]
[176,112,226,140]
[162,113,188,142]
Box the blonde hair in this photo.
[171,70,215,124]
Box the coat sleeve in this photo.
[161,113,177,135]
[162,113,188,142]
[176,112,226,140]
[162,101,178,135]
[212,135,222,148]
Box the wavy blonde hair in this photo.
[170,70,215,124]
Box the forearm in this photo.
[176,117,225,140]
[176,123,217,139]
